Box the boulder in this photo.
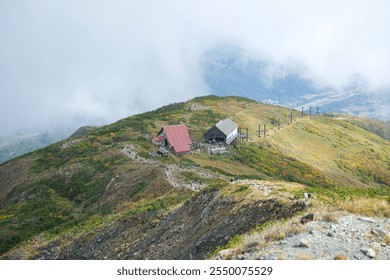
[299,238,311,248]
[361,248,376,258]
[300,213,315,224]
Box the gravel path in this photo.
[220,214,390,260]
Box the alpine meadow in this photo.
[1,95,389,260]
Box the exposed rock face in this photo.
[7,193,305,260]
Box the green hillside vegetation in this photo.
[0,95,389,258]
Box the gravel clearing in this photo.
[220,214,390,260]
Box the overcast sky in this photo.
[1,0,389,138]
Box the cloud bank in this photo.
[1,0,389,137]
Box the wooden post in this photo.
[290,112,293,124]
[301,107,304,118]
[258,125,261,138]
[278,118,280,130]
[309,107,312,117]
[246,128,249,142]
[263,124,266,137]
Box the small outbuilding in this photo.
[204,118,238,145]
[152,135,166,146]
[156,124,192,154]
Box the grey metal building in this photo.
[204,118,238,145]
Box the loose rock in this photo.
[224,214,390,260]
[299,238,311,248]
[300,213,315,224]
[361,248,376,258]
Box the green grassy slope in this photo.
[0,95,389,257]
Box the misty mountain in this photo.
[2,44,389,165]
[0,132,67,164]
[203,46,389,120]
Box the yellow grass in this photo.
[187,154,260,176]
[268,117,390,189]
[333,198,390,217]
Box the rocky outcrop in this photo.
[9,192,305,260]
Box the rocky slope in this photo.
[217,212,390,260]
[1,175,306,260]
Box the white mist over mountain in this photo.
[203,45,390,119]
[1,0,389,140]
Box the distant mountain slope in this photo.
[0,95,389,259]
[0,132,66,164]
[203,46,390,120]
[68,126,97,139]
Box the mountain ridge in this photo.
[0,95,389,259]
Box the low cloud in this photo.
[1,0,389,137]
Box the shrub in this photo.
[202,179,227,193]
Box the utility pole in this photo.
[309,107,312,117]
[263,124,267,137]
[278,118,280,130]
[257,124,261,137]
[290,112,293,124]
[246,128,249,142]
[301,107,304,118]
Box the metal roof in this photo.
[215,118,237,136]
[153,135,166,142]
[161,124,192,153]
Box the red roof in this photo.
[162,124,192,153]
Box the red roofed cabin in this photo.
[156,124,192,154]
